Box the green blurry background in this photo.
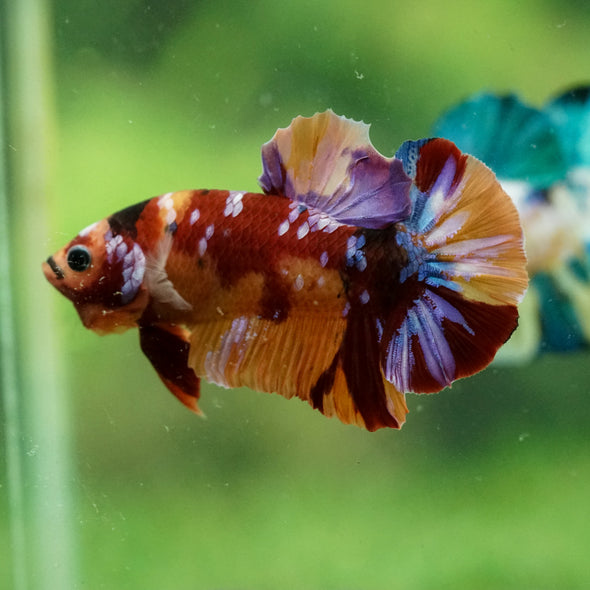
[2,0,590,588]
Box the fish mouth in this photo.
[45,256,65,280]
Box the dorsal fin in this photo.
[258,110,412,229]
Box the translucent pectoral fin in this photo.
[139,323,201,413]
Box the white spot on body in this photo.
[326,220,341,233]
[157,192,177,225]
[105,233,124,263]
[307,209,342,234]
[115,241,128,260]
[232,199,243,217]
[375,318,384,340]
[360,290,370,304]
[198,238,207,257]
[190,209,200,226]
[294,274,304,291]
[297,221,310,240]
[317,275,325,288]
[166,208,176,225]
[278,219,290,236]
[346,233,367,271]
[119,243,145,304]
[205,224,215,240]
[320,251,329,267]
[123,250,134,266]
[289,207,300,224]
[157,193,174,209]
[79,221,98,238]
[224,191,245,218]
[317,217,330,231]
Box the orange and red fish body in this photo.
[43,111,528,431]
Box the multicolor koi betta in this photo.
[43,111,528,431]
[433,87,590,361]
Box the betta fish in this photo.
[43,110,527,431]
[433,88,590,362]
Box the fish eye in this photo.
[66,245,92,272]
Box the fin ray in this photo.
[188,312,408,430]
[190,314,345,400]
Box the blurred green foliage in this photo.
[2,0,590,588]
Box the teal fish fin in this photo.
[432,92,567,189]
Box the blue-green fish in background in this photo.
[432,86,590,362]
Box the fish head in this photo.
[42,218,149,333]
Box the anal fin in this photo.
[187,312,408,431]
[188,314,345,401]
[312,310,407,431]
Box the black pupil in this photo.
[67,246,92,272]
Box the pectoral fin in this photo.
[139,323,201,414]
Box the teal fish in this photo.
[433,88,590,360]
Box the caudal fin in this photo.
[380,138,528,393]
